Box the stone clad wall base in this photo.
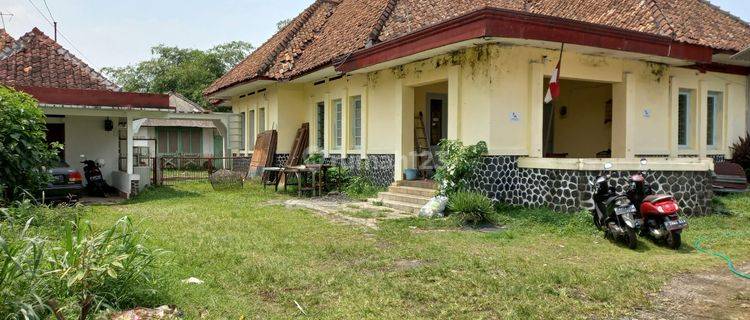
[468,156,714,215]
[268,153,395,187]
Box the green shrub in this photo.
[304,152,324,165]
[1,200,83,227]
[447,191,495,225]
[730,133,750,178]
[434,140,488,195]
[0,86,62,202]
[46,216,167,319]
[0,220,49,320]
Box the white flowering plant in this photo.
[433,140,488,195]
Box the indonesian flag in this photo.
[544,59,561,103]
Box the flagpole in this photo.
[544,43,565,156]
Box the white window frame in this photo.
[248,110,256,150]
[706,91,723,149]
[316,102,325,150]
[332,99,343,150]
[258,108,266,133]
[239,112,246,151]
[677,89,694,149]
[350,96,362,150]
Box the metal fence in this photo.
[159,156,251,185]
[119,157,158,186]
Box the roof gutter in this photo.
[337,7,714,72]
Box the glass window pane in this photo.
[333,100,342,149]
[677,91,689,147]
[317,102,325,149]
[239,112,246,151]
[350,96,362,149]
[259,108,266,133]
[707,96,715,146]
[248,110,255,150]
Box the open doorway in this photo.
[413,81,448,177]
[543,79,613,158]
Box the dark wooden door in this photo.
[429,99,443,146]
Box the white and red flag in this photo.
[544,60,561,103]
[544,44,564,104]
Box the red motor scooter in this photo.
[626,159,688,249]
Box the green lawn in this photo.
[86,182,750,319]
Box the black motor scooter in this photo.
[81,157,111,197]
[591,162,640,249]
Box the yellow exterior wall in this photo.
[225,43,748,175]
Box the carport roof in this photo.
[0,28,171,110]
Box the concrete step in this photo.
[377,192,431,206]
[369,198,422,214]
[396,180,437,190]
[388,186,437,198]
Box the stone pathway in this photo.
[270,195,415,229]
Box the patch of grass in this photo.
[342,210,387,219]
[82,182,750,319]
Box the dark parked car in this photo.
[45,161,83,203]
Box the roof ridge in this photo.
[0,28,121,91]
[648,0,677,38]
[367,0,399,47]
[258,0,327,78]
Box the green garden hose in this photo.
[694,233,750,280]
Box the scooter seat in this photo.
[644,195,674,203]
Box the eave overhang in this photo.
[338,7,715,73]
[10,85,173,110]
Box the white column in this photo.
[668,76,679,158]
[342,87,350,158]
[528,62,544,158]
[361,85,369,157]
[323,93,331,154]
[698,80,708,159]
[447,65,461,140]
[126,115,134,175]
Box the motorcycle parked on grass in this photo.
[591,162,640,249]
[626,159,688,249]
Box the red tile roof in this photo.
[0,28,119,91]
[206,0,750,96]
[0,29,13,51]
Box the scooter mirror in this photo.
[604,162,613,170]
[640,158,648,166]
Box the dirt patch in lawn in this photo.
[633,262,750,320]
[268,195,413,229]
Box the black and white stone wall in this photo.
[366,154,396,187]
[467,156,714,215]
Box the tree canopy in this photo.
[0,86,61,202]
[102,41,253,109]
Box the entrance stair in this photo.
[369,180,437,214]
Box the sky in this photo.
[0,0,748,71]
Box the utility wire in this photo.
[25,0,93,63]
[42,0,55,22]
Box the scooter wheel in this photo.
[666,231,681,250]
[626,228,638,250]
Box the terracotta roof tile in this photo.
[206,0,750,96]
[0,28,119,91]
[0,29,13,51]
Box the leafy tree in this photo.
[102,41,254,109]
[0,86,61,202]
[277,18,293,30]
